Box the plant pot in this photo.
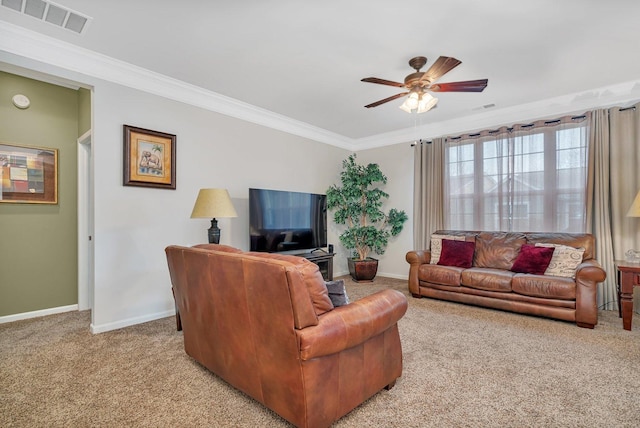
[347,257,378,282]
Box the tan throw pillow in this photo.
[535,243,585,278]
[430,234,466,264]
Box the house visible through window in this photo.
[444,116,589,233]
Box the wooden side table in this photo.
[615,260,640,331]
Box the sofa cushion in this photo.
[535,243,585,278]
[461,268,515,292]
[473,232,526,270]
[438,239,475,268]
[430,234,466,264]
[418,264,464,286]
[325,279,349,307]
[510,244,555,275]
[512,274,576,300]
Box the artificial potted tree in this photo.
[326,154,408,282]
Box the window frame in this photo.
[443,116,589,233]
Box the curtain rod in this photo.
[410,113,592,146]
[410,139,432,147]
[445,113,590,143]
[408,106,633,147]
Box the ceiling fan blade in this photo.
[361,77,405,88]
[429,79,488,92]
[420,56,461,84]
[364,92,409,108]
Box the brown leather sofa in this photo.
[165,243,407,428]
[406,231,606,328]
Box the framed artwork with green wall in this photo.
[0,142,58,204]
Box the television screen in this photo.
[249,188,327,253]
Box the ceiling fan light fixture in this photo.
[398,100,412,113]
[417,93,438,113]
[399,91,438,114]
[407,92,419,108]
[363,55,488,113]
[399,91,420,112]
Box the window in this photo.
[444,118,589,232]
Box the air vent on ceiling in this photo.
[1,0,91,34]
[472,103,496,111]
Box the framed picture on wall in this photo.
[0,142,58,204]
[123,125,176,189]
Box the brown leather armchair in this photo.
[166,244,407,428]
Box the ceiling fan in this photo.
[361,56,488,113]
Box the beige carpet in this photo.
[1,277,639,427]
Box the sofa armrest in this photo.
[406,250,430,265]
[406,250,431,295]
[575,259,607,283]
[296,289,408,361]
[574,259,607,328]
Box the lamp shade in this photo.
[627,190,640,217]
[190,188,238,219]
[399,91,419,112]
[399,92,438,114]
[398,100,413,113]
[417,93,438,113]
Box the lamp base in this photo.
[208,218,221,244]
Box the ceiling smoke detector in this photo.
[1,0,92,34]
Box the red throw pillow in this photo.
[511,244,555,275]
[437,239,475,268]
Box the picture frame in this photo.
[0,142,58,204]
[123,125,176,189]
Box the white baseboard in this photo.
[90,309,175,334]
[0,304,79,324]
[376,272,409,280]
[334,270,408,281]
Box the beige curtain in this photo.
[589,102,640,312]
[413,138,445,249]
[588,109,617,310]
[609,103,640,312]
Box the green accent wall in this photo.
[0,71,83,316]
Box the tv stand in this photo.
[299,251,335,281]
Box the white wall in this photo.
[90,82,350,332]
[356,144,414,279]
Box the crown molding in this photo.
[354,80,640,149]
[0,21,356,150]
[1,20,638,153]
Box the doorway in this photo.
[77,129,94,318]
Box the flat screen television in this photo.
[249,188,327,254]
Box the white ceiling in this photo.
[2,0,640,149]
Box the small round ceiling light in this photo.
[12,94,31,109]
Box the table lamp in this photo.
[626,189,640,218]
[191,188,237,244]
[625,189,640,262]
